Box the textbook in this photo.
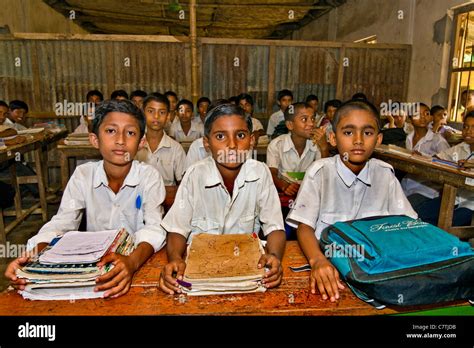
[281,172,305,185]
[181,233,266,296]
[17,228,134,301]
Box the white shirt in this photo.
[286,155,417,239]
[169,119,204,143]
[135,132,186,186]
[4,118,26,131]
[436,142,474,210]
[161,156,285,242]
[266,133,321,175]
[252,117,264,132]
[402,129,450,199]
[184,137,209,170]
[266,110,284,137]
[27,160,166,252]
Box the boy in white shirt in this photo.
[266,89,293,138]
[267,102,328,197]
[135,95,186,186]
[5,100,28,131]
[286,100,417,302]
[184,137,209,170]
[159,103,286,294]
[169,99,204,143]
[5,100,167,299]
[196,96,210,125]
[237,93,265,144]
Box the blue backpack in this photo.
[319,215,474,309]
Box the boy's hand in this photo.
[310,258,345,302]
[284,183,300,196]
[311,125,328,145]
[159,259,187,295]
[95,253,137,298]
[5,256,31,290]
[258,253,283,288]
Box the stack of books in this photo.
[17,229,134,301]
[64,133,90,146]
[181,233,266,296]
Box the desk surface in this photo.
[0,241,468,316]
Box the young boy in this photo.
[5,100,28,131]
[305,95,320,117]
[196,96,211,124]
[159,103,286,294]
[429,105,457,138]
[111,90,129,101]
[5,100,167,299]
[164,91,179,124]
[86,90,104,105]
[237,93,265,144]
[169,99,204,143]
[267,89,293,138]
[0,100,8,125]
[130,90,147,109]
[267,102,328,197]
[135,95,186,186]
[286,100,417,302]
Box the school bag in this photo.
[319,215,474,309]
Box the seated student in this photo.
[130,90,147,109]
[267,102,328,197]
[4,100,28,131]
[228,96,238,105]
[86,89,104,105]
[429,105,457,138]
[305,94,320,118]
[318,99,342,129]
[111,89,129,101]
[135,95,186,186]
[169,99,204,143]
[4,100,167,298]
[74,90,104,134]
[381,102,413,148]
[164,91,179,125]
[159,103,286,294]
[286,100,417,302]
[414,112,474,226]
[184,137,209,170]
[0,100,8,125]
[267,89,293,138]
[196,96,211,125]
[237,93,265,144]
[459,89,474,120]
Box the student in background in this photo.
[414,112,474,226]
[267,102,328,197]
[5,100,28,131]
[86,90,104,105]
[5,100,167,298]
[164,91,179,124]
[196,97,210,125]
[159,103,286,294]
[74,90,104,134]
[267,89,293,138]
[318,99,342,128]
[429,105,457,138]
[169,99,204,143]
[130,90,147,109]
[237,93,265,144]
[305,94,320,118]
[135,95,186,186]
[0,100,8,125]
[111,90,129,101]
[228,96,238,105]
[287,100,417,302]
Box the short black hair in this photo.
[464,110,474,122]
[9,100,28,113]
[177,99,194,112]
[130,90,147,99]
[277,89,293,101]
[352,92,368,101]
[111,90,129,100]
[92,99,145,138]
[284,102,312,122]
[236,93,254,106]
[86,90,104,102]
[305,94,319,103]
[204,103,252,137]
[142,94,170,112]
[228,96,238,104]
[324,99,342,113]
[332,100,381,132]
[430,105,445,115]
[164,91,178,99]
[0,100,8,109]
[197,97,211,107]
[209,99,230,110]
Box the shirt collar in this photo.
[204,157,260,189]
[93,160,140,189]
[282,133,317,154]
[143,132,172,154]
[335,155,371,187]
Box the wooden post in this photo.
[336,45,346,100]
[438,183,457,232]
[267,46,276,117]
[189,0,199,104]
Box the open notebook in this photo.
[181,233,266,296]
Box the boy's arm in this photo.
[259,229,286,288]
[297,223,344,302]
[5,242,49,289]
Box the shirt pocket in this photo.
[121,208,143,233]
[239,213,257,233]
[318,212,352,234]
[190,217,221,234]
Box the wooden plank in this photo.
[438,183,458,232]
[10,33,190,43]
[190,0,199,105]
[267,45,276,116]
[33,147,47,222]
[335,46,345,100]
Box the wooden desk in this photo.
[373,146,474,239]
[0,241,468,316]
[0,136,47,242]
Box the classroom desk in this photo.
[0,241,468,316]
[373,145,474,239]
[0,136,47,243]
